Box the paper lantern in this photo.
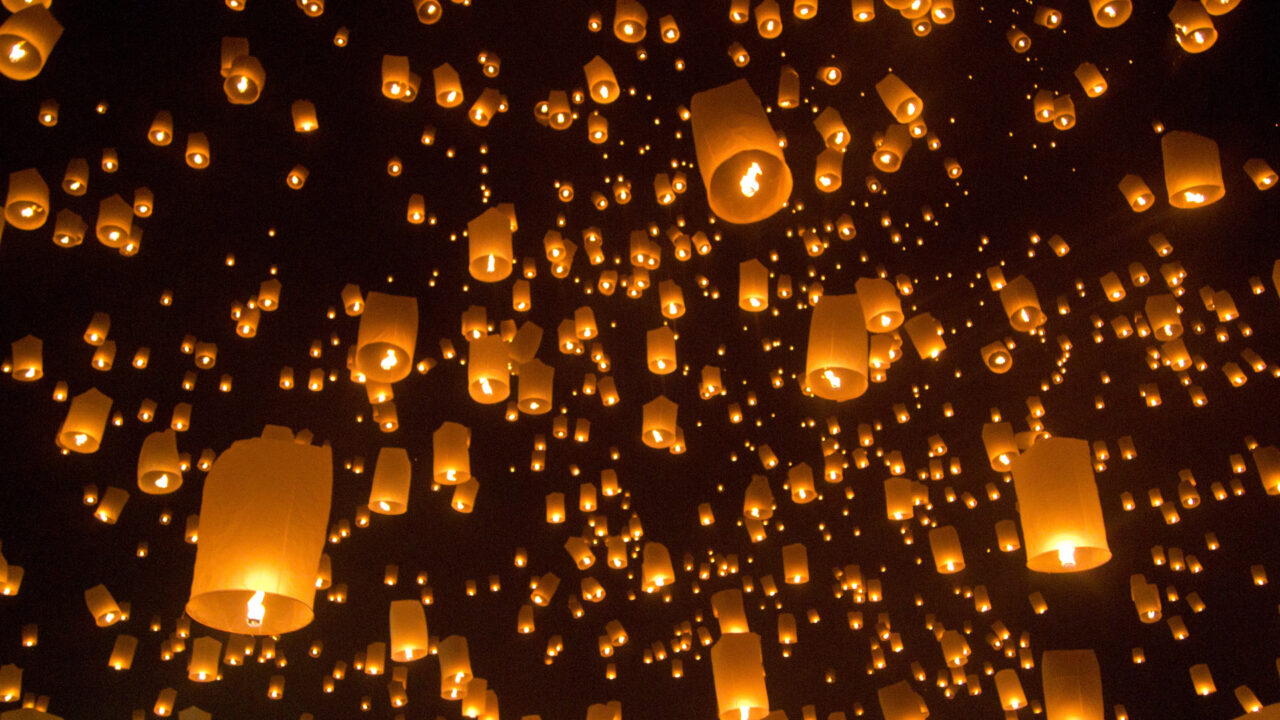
[875,73,923,123]
[107,635,137,670]
[995,668,1027,710]
[1118,174,1155,212]
[467,335,510,404]
[690,79,792,224]
[711,633,769,720]
[814,149,843,192]
[438,635,473,698]
[1253,446,1280,495]
[291,100,318,132]
[1162,131,1224,208]
[613,0,647,42]
[641,395,678,448]
[224,55,264,104]
[878,680,928,719]
[1000,275,1046,332]
[872,124,911,173]
[433,62,463,107]
[642,542,674,592]
[187,637,221,681]
[739,259,769,311]
[186,426,333,635]
[58,387,112,453]
[584,56,619,104]
[1042,650,1104,719]
[855,278,903,332]
[929,525,964,573]
[388,599,428,662]
[10,335,41,381]
[414,0,443,24]
[1011,437,1111,572]
[1169,0,1217,53]
[805,294,868,401]
[517,360,553,414]
[52,208,86,247]
[94,194,132,248]
[138,429,182,494]
[356,292,418,383]
[0,5,62,80]
[755,0,782,37]
[84,584,122,626]
[4,169,49,230]
[1244,158,1277,190]
[369,447,410,515]
[646,327,676,374]
[185,132,210,168]
[467,207,513,282]
[981,341,1012,373]
[433,421,471,485]
[1089,0,1131,27]
[1074,62,1108,97]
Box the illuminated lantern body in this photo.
[84,584,123,626]
[58,388,112,453]
[613,0,647,42]
[1000,275,1046,332]
[711,633,769,720]
[781,543,808,583]
[468,207,513,282]
[95,194,133,248]
[1118,174,1155,212]
[929,525,964,573]
[981,341,1012,373]
[584,56,619,104]
[855,278,903,332]
[433,421,471,485]
[647,326,677,374]
[995,668,1027,710]
[186,426,333,635]
[1089,0,1131,27]
[381,55,409,99]
[903,313,945,359]
[10,335,42,381]
[875,73,923,123]
[1011,437,1111,572]
[1042,650,1104,720]
[137,429,182,494]
[642,542,674,592]
[5,168,49,230]
[389,599,428,661]
[0,5,63,80]
[188,636,221,681]
[438,635,473,698]
[433,62,464,107]
[805,294,868,401]
[642,395,678,448]
[1169,0,1217,53]
[878,680,929,719]
[224,55,264,104]
[1162,131,1224,208]
[468,335,510,404]
[814,148,843,191]
[369,447,411,515]
[517,360,553,414]
[356,292,418,383]
[690,79,793,224]
[291,100,318,132]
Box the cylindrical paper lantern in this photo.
[690,79,792,224]
[805,294,868,401]
[711,633,769,720]
[356,292,418,383]
[467,335,510,404]
[138,429,182,494]
[1162,131,1224,208]
[4,168,49,230]
[369,447,410,515]
[58,387,112,453]
[468,207,514,282]
[1011,437,1111,572]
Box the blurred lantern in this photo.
[186,426,332,635]
[10,335,41,380]
[1089,0,1131,27]
[467,335,510,403]
[690,79,792,224]
[1011,437,1111,572]
[389,600,428,661]
[1042,650,1104,719]
[1118,174,1155,211]
[1162,131,1224,208]
[0,5,63,80]
[878,680,928,719]
[433,421,471,485]
[1169,0,1217,53]
[291,100,318,132]
[856,278,904,332]
[875,74,923,123]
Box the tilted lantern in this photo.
[613,0,647,42]
[186,426,333,635]
[389,599,428,661]
[1089,0,1131,27]
[4,169,49,230]
[690,79,793,224]
[432,421,470,485]
[875,73,923,123]
[1010,437,1111,572]
[58,388,112,453]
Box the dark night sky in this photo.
[2,1,1280,719]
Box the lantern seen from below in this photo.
[690,79,793,224]
[1010,437,1111,572]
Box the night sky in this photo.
[1,1,1279,719]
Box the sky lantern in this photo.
[356,292,418,383]
[1042,650,1104,719]
[186,426,333,635]
[804,294,868,401]
[1010,437,1111,572]
[690,79,793,224]
[0,4,62,80]
[710,632,769,720]
[1162,131,1225,208]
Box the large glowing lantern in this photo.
[804,294,868,401]
[641,395,678,448]
[878,680,929,719]
[356,292,418,383]
[711,632,769,720]
[0,5,63,80]
[1089,0,1131,28]
[467,207,513,282]
[690,79,792,224]
[1161,131,1224,208]
[1010,437,1111,572]
[186,426,332,636]
[57,388,112,453]
[432,421,471,485]
[467,334,510,404]
[1041,649,1104,720]
[389,599,428,662]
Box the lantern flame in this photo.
[246,590,266,627]
[380,349,398,370]
[1057,542,1077,567]
[739,162,762,197]
[8,43,27,63]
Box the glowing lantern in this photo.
[855,278,903,332]
[690,79,792,224]
[1169,0,1217,53]
[95,194,133,248]
[903,313,945,359]
[389,600,428,661]
[224,55,264,104]
[875,74,923,123]
[517,360,553,414]
[995,668,1027,710]
[4,169,48,230]
[291,100,318,132]
[878,680,928,719]
[10,335,41,380]
[613,0,647,42]
[467,335,510,404]
[438,635,473,698]
[642,395,678,448]
[873,124,912,173]
[84,584,122,626]
[0,5,62,80]
[929,526,964,573]
[466,207,513,282]
[1042,650,1104,719]
[805,294,868,401]
[1074,62,1108,97]
[369,447,410,515]
[185,132,210,168]
[1011,437,1111,572]
[1089,0,1131,27]
[433,62,464,107]
[1162,131,1224,208]
[414,0,443,23]
[138,429,182,494]
[711,633,769,720]
[356,292,418,383]
[186,426,332,635]
[584,56,619,104]
[1244,158,1277,190]
[755,0,782,37]
[432,422,470,485]
[58,388,112,453]
[1000,275,1046,332]
[814,149,843,191]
